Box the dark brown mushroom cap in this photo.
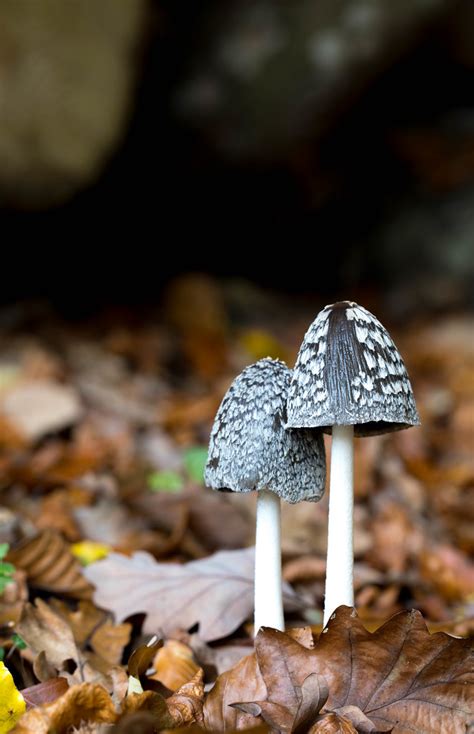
[286,302,420,437]
[205,358,326,503]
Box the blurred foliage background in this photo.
[0,0,472,312]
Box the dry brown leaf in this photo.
[234,672,329,734]
[128,637,163,678]
[12,682,116,733]
[151,640,201,691]
[367,500,421,575]
[17,599,80,671]
[311,712,358,733]
[207,607,474,734]
[203,652,267,731]
[85,547,302,642]
[419,543,474,602]
[90,619,131,666]
[283,556,326,584]
[20,677,69,708]
[49,599,108,647]
[33,651,59,683]
[8,530,93,599]
[121,668,204,728]
[35,489,82,541]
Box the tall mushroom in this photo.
[286,301,419,625]
[205,357,326,633]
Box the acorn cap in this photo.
[205,358,326,504]
[287,302,420,437]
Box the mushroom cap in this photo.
[286,302,420,437]
[205,358,326,503]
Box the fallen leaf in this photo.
[8,531,93,599]
[49,599,107,647]
[70,540,110,566]
[128,636,163,678]
[20,678,69,708]
[89,619,131,666]
[121,669,204,728]
[85,547,302,642]
[203,652,267,731]
[12,682,116,733]
[17,599,79,672]
[311,712,358,732]
[150,640,201,691]
[419,543,474,602]
[234,672,329,733]
[316,607,474,733]
[207,607,474,734]
[1,380,81,442]
[35,489,82,541]
[0,661,26,733]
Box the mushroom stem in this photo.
[324,424,354,625]
[254,488,284,634]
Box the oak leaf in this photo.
[85,547,301,641]
[207,607,474,734]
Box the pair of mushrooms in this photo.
[205,301,419,631]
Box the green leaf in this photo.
[11,634,26,651]
[148,470,183,493]
[0,552,14,595]
[184,446,208,485]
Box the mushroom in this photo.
[205,357,326,633]
[286,301,419,625]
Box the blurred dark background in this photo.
[0,0,473,313]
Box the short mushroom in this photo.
[205,357,326,633]
[286,301,419,625]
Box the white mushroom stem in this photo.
[254,488,284,634]
[324,424,354,626]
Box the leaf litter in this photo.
[0,284,471,732]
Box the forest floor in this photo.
[0,279,472,733]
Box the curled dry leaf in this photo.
[311,712,358,733]
[128,637,163,678]
[120,668,204,728]
[150,639,201,691]
[85,547,302,642]
[12,683,116,734]
[8,530,93,599]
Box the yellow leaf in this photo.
[0,661,26,733]
[239,329,288,362]
[70,541,110,566]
